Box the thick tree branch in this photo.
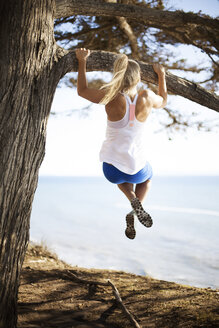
[117,16,139,59]
[56,49,219,112]
[55,0,219,51]
[104,0,139,58]
[55,0,218,29]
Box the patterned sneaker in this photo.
[125,210,136,239]
[131,197,153,228]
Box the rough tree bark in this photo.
[55,0,219,52]
[0,0,61,327]
[0,0,218,327]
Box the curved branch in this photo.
[55,0,219,32]
[55,0,218,27]
[56,48,219,112]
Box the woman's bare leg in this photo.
[117,180,151,202]
[118,180,153,238]
[135,179,151,202]
[132,179,153,228]
[117,182,136,201]
[117,183,137,239]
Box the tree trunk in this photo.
[0,1,59,327]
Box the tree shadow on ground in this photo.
[18,246,219,328]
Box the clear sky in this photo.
[39,0,219,177]
[167,0,218,16]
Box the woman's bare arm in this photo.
[149,64,167,109]
[76,48,105,103]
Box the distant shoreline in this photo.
[31,176,219,289]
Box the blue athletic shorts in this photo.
[102,162,153,184]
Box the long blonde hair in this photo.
[100,54,140,105]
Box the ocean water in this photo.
[30,176,219,289]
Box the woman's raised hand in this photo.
[153,63,165,75]
[75,48,91,61]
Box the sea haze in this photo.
[30,176,219,289]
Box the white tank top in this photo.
[99,93,147,174]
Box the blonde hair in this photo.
[100,54,140,105]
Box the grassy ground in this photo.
[18,243,219,328]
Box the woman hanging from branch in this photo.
[76,48,167,239]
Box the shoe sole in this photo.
[125,213,136,239]
[131,198,153,228]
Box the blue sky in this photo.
[167,0,218,16]
[39,0,219,177]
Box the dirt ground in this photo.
[18,243,219,328]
